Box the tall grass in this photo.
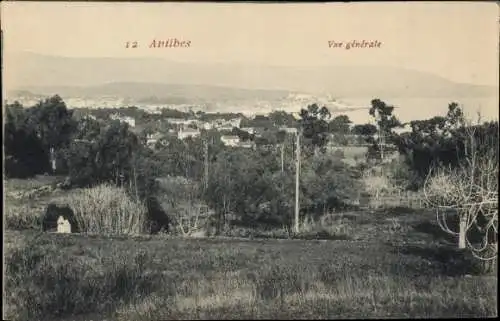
[4,203,43,230]
[4,234,156,320]
[4,231,497,320]
[64,183,147,235]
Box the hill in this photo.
[8,82,290,103]
[5,52,497,99]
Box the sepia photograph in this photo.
[2,1,498,320]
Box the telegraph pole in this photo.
[294,129,301,233]
[204,138,209,190]
[281,143,285,173]
[379,132,385,161]
[50,147,56,173]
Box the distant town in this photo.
[6,90,404,162]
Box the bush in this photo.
[42,203,80,233]
[5,204,42,231]
[4,236,156,320]
[156,176,214,237]
[300,153,364,216]
[63,184,147,235]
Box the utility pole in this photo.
[379,132,385,161]
[50,147,56,173]
[281,143,284,173]
[294,130,301,234]
[378,122,385,161]
[204,138,209,190]
[132,152,139,201]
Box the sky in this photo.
[1,2,499,86]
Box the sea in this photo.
[335,96,499,125]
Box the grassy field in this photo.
[3,177,498,320]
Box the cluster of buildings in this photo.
[140,115,249,149]
[137,113,299,150]
[76,104,303,151]
[110,113,136,127]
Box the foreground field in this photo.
[4,228,497,320]
[3,177,497,319]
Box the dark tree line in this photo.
[5,96,76,177]
[394,104,499,189]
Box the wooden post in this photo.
[50,147,56,173]
[281,143,284,173]
[133,155,139,202]
[458,215,467,249]
[295,130,301,234]
[204,139,209,190]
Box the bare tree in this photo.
[157,176,213,237]
[424,120,498,267]
[176,203,211,237]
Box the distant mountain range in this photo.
[5,52,497,101]
[8,82,290,104]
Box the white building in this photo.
[82,114,97,121]
[219,125,235,132]
[110,114,136,127]
[279,127,298,134]
[291,112,302,120]
[238,141,255,149]
[165,118,194,126]
[227,118,242,128]
[201,122,213,130]
[146,133,164,148]
[178,128,201,140]
[221,135,240,147]
[241,127,256,134]
[57,216,71,234]
[392,123,413,135]
[211,117,242,130]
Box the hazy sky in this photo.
[2,2,499,86]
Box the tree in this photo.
[155,176,211,236]
[203,146,289,232]
[299,103,331,153]
[26,95,77,173]
[368,99,402,160]
[5,96,77,176]
[241,114,274,129]
[300,152,362,217]
[66,120,139,187]
[268,110,297,128]
[351,123,377,146]
[329,115,352,146]
[424,120,498,270]
[4,102,47,177]
[204,149,241,233]
[393,102,495,189]
[232,127,255,141]
[329,115,352,134]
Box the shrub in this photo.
[156,176,214,237]
[5,204,42,231]
[63,183,147,235]
[42,203,80,233]
[4,236,156,320]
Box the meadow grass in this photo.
[3,177,497,319]
[4,229,497,320]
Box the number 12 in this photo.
[126,41,138,48]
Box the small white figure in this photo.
[57,215,72,233]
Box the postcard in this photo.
[3,2,498,320]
